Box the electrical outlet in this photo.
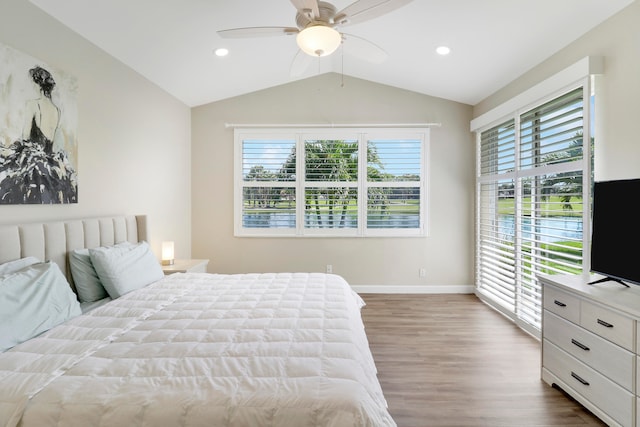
[326,264,333,273]
[419,268,426,278]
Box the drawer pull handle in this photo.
[571,372,590,386]
[571,339,590,351]
[597,319,613,328]
[553,300,567,307]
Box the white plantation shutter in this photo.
[476,87,590,332]
[367,138,423,231]
[477,121,516,311]
[520,89,585,169]
[235,129,429,237]
[303,138,359,231]
[240,138,297,231]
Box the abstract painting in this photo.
[0,42,78,204]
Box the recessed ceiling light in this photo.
[214,48,229,57]
[436,46,451,56]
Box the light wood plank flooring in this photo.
[360,294,606,427]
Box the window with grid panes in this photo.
[476,87,591,331]
[235,128,429,237]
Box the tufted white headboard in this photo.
[0,215,147,289]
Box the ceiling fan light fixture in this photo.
[296,25,342,57]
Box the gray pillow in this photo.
[69,248,108,303]
[0,261,82,352]
[69,242,134,303]
[89,241,164,299]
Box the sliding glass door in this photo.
[476,87,592,334]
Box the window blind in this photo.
[241,139,296,229]
[235,129,429,237]
[477,120,516,312]
[476,87,589,331]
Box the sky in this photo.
[242,137,422,178]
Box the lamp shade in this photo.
[161,241,174,265]
[296,25,342,57]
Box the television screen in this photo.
[590,178,640,287]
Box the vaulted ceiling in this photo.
[29,0,635,107]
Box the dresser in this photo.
[539,273,640,427]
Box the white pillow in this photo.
[0,261,82,352]
[0,256,40,276]
[89,241,164,298]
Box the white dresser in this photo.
[539,273,640,427]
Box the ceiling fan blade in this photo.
[341,33,388,63]
[335,0,413,27]
[217,27,298,39]
[290,49,316,77]
[289,0,320,19]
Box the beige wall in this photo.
[0,0,192,258]
[192,73,475,290]
[5,1,633,291]
[473,0,640,182]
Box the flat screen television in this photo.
[590,178,640,287]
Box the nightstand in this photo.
[162,259,209,275]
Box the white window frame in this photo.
[234,127,430,238]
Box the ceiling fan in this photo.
[217,0,413,76]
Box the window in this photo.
[235,128,429,237]
[476,86,592,333]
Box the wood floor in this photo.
[360,294,606,427]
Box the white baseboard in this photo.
[351,284,475,294]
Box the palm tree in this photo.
[541,131,591,210]
[304,140,358,227]
[279,140,388,227]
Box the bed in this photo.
[0,215,395,427]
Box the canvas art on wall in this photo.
[0,42,78,204]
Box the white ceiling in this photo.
[29,0,635,107]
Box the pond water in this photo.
[243,212,420,229]
[243,212,580,240]
[498,215,583,243]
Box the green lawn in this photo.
[498,239,584,277]
[498,196,583,216]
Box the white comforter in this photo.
[0,272,395,427]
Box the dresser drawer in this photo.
[544,310,634,390]
[543,285,580,324]
[543,341,633,427]
[581,300,634,351]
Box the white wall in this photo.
[0,0,192,258]
[192,73,475,291]
[473,1,640,182]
